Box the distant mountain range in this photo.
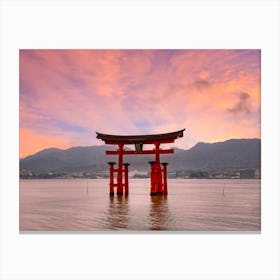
[20,138,261,173]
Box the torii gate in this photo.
[96,129,185,196]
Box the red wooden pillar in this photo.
[149,161,157,195]
[149,161,163,195]
[162,162,168,195]
[154,142,163,194]
[117,144,124,195]
[155,142,160,163]
[107,162,116,196]
[155,163,163,194]
[123,163,130,196]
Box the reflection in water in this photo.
[106,196,129,230]
[20,179,261,231]
[149,195,170,230]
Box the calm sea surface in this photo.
[20,179,261,231]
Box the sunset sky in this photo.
[20,49,261,158]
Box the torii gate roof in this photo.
[96,129,185,145]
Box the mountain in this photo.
[20,138,261,173]
[167,138,260,170]
[20,145,110,173]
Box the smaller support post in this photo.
[162,162,168,195]
[123,163,130,196]
[107,162,116,196]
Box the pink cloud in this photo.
[20,50,261,156]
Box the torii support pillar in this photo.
[149,161,163,196]
[162,162,168,195]
[117,144,124,195]
[108,162,116,196]
[123,163,130,196]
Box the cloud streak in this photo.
[192,79,211,91]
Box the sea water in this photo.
[20,179,260,231]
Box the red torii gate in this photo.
[96,129,185,196]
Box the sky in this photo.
[20,49,261,158]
